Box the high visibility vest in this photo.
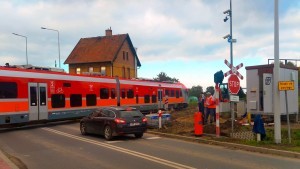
[207,96,216,109]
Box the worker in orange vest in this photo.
[205,92,216,124]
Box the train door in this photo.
[28,83,48,121]
[157,89,163,109]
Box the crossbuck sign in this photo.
[224,59,244,95]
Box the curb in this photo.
[147,131,300,159]
[0,150,19,169]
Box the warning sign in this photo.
[278,81,294,91]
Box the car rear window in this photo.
[119,111,142,118]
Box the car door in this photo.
[98,109,113,135]
[90,111,106,135]
[84,112,97,134]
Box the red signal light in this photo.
[142,117,147,123]
[115,118,126,124]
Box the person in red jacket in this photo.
[205,92,216,124]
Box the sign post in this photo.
[224,59,243,133]
[278,81,294,144]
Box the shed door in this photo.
[263,74,273,113]
[28,83,48,121]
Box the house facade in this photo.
[64,29,141,79]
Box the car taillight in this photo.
[142,117,147,123]
[115,118,126,124]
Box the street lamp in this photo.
[41,27,61,68]
[12,33,28,65]
[223,0,237,134]
[223,0,236,65]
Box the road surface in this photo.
[0,121,299,169]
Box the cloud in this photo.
[1,0,300,88]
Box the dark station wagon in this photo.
[80,107,147,140]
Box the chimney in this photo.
[105,27,112,36]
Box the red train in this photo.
[0,65,188,126]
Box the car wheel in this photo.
[80,122,87,135]
[134,133,144,138]
[104,125,113,141]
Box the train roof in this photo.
[0,65,187,89]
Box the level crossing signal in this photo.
[224,59,244,95]
[224,59,243,80]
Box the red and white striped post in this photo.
[215,85,220,138]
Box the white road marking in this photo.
[105,141,124,144]
[145,136,161,140]
[42,127,195,169]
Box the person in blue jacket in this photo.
[252,114,266,140]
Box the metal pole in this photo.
[230,0,233,65]
[25,37,28,65]
[274,0,281,144]
[12,33,28,65]
[41,27,61,68]
[57,31,61,68]
[215,85,220,138]
[229,0,234,134]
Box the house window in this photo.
[122,67,125,78]
[89,67,93,72]
[76,68,81,74]
[101,66,106,75]
[126,52,128,60]
[127,68,130,79]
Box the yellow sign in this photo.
[278,81,294,91]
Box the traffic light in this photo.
[214,70,224,85]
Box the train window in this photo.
[179,90,182,97]
[176,90,179,98]
[165,89,169,96]
[0,82,17,99]
[100,88,109,99]
[86,94,96,106]
[70,94,82,107]
[30,87,37,106]
[40,87,47,106]
[51,94,65,108]
[127,89,134,99]
[152,95,157,103]
[63,83,71,87]
[144,95,150,103]
[171,90,175,97]
[136,94,139,104]
[111,89,116,99]
[121,89,126,99]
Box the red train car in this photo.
[0,66,188,125]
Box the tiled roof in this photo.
[64,34,141,67]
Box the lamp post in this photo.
[41,27,61,68]
[223,0,236,133]
[223,0,235,65]
[12,33,28,65]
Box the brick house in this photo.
[64,29,141,78]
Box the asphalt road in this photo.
[0,121,300,169]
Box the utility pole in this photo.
[274,0,281,144]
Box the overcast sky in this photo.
[1,0,300,89]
